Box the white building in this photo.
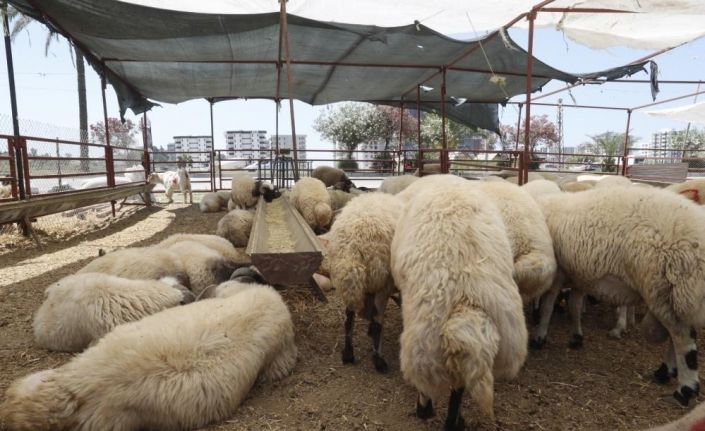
[171,135,213,167]
[650,129,681,161]
[270,135,307,160]
[225,130,270,163]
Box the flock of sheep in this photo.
[3,165,705,430]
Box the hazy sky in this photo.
[1,16,703,154]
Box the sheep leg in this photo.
[568,290,585,349]
[341,307,355,365]
[367,292,389,373]
[653,341,677,384]
[416,392,434,419]
[444,388,466,431]
[530,278,562,349]
[609,306,629,339]
[669,325,699,406]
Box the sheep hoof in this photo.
[672,384,699,407]
[444,415,465,431]
[529,337,546,350]
[652,363,673,384]
[372,354,389,373]
[608,328,624,339]
[341,347,355,365]
[568,334,584,350]
[416,400,434,419]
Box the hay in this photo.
[265,198,295,252]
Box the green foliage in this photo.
[419,113,476,149]
[580,131,637,173]
[371,151,395,173]
[314,103,379,158]
[337,158,359,171]
[177,154,193,168]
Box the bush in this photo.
[337,158,359,172]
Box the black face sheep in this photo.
[311,166,355,191]
[33,273,192,352]
[0,284,297,431]
[392,175,527,429]
[532,186,705,406]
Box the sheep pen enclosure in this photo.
[0,194,700,431]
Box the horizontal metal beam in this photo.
[631,89,705,111]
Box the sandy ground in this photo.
[0,195,702,431]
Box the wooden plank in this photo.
[0,183,155,225]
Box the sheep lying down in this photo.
[1,283,297,431]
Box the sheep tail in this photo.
[333,259,368,313]
[441,302,499,420]
[513,251,556,301]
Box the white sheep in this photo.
[522,179,562,198]
[391,175,527,427]
[327,189,360,213]
[216,209,254,247]
[319,192,403,373]
[378,175,418,195]
[560,180,594,193]
[289,177,332,234]
[0,183,11,199]
[177,167,193,204]
[1,285,297,431]
[157,233,249,263]
[199,191,231,213]
[644,400,705,430]
[666,179,705,205]
[147,171,180,203]
[33,273,192,352]
[231,173,277,210]
[531,186,705,406]
[594,175,632,188]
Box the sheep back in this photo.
[289,177,332,232]
[216,210,254,247]
[230,173,258,209]
[311,166,349,187]
[158,233,249,263]
[379,175,418,195]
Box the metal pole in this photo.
[514,103,523,151]
[56,138,61,188]
[142,111,151,178]
[522,12,536,185]
[279,0,299,181]
[275,100,280,154]
[2,1,25,199]
[101,67,115,188]
[416,85,422,175]
[620,110,632,176]
[209,100,215,191]
[398,102,404,175]
[441,68,447,174]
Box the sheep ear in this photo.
[98,248,106,257]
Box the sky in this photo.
[1,15,704,155]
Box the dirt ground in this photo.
[0,196,701,431]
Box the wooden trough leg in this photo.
[308,276,327,302]
[22,216,41,249]
[110,200,116,217]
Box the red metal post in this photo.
[416,85,422,175]
[7,136,17,198]
[19,137,30,196]
[101,69,115,188]
[522,11,537,186]
[441,67,448,174]
[142,111,150,179]
[621,110,632,176]
[209,100,215,191]
[280,0,299,181]
[514,103,523,151]
[398,102,404,175]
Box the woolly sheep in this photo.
[379,175,419,195]
[560,180,594,193]
[177,167,193,204]
[480,175,509,183]
[0,183,11,199]
[216,209,254,247]
[644,400,705,430]
[1,285,297,431]
[33,273,192,352]
[522,179,562,197]
[199,191,231,213]
[391,175,527,426]
[78,246,191,288]
[147,171,180,203]
[327,189,363,213]
[320,192,403,373]
[532,186,705,406]
[412,162,442,177]
[505,171,549,185]
[230,173,277,210]
[290,177,332,233]
[312,166,355,191]
[594,175,632,188]
[157,233,249,263]
[666,179,705,205]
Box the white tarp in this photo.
[644,102,705,125]
[119,0,705,50]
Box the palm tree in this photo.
[7,5,89,172]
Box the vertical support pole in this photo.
[275,100,280,154]
[2,1,25,199]
[416,85,422,175]
[56,138,62,188]
[514,103,523,151]
[209,99,215,190]
[522,12,536,186]
[101,67,115,188]
[279,0,299,181]
[621,109,632,176]
[441,67,448,174]
[142,111,150,178]
[398,102,404,175]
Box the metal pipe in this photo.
[506,101,629,111]
[631,89,705,111]
[101,66,115,188]
[2,1,25,199]
[416,85,422,175]
[209,100,215,191]
[398,102,404,175]
[441,68,447,174]
[514,103,523,151]
[620,110,632,176]
[522,11,536,185]
[142,111,151,178]
[280,0,299,181]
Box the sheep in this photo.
[0,182,11,199]
[123,165,145,183]
[289,177,332,234]
[391,175,527,427]
[33,273,192,352]
[666,179,705,205]
[216,209,254,247]
[531,186,705,406]
[319,193,403,373]
[378,174,418,195]
[480,175,509,183]
[560,180,594,193]
[157,233,249,263]
[78,246,191,289]
[177,167,193,204]
[644,400,705,430]
[411,162,442,177]
[311,166,355,191]
[199,190,231,213]
[522,179,562,198]
[594,175,632,188]
[230,173,278,210]
[0,285,297,431]
[147,171,180,203]
[327,189,359,213]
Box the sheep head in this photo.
[146,173,162,185]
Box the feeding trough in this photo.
[246,195,327,301]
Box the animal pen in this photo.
[2,0,705,430]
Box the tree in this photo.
[8,5,89,172]
[580,131,638,173]
[177,154,193,168]
[90,117,138,148]
[314,103,380,162]
[419,113,476,150]
[671,127,705,166]
[500,115,559,169]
